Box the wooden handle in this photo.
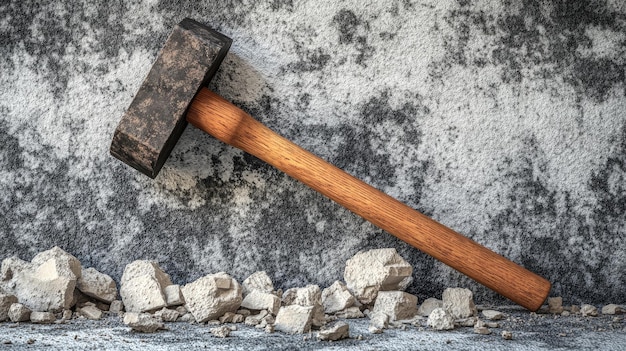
[187,88,551,311]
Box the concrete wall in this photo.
[1,1,624,305]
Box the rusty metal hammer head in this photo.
[110,18,231,178]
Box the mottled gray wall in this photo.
[0,1,624,305]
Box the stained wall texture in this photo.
[0,1,624,304]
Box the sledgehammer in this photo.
[110,19,551,311]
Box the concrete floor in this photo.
[0,307,624,350]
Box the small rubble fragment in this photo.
[179,312,195,323]
[30,311,56,324]
[274,305,314,334]
[0,293,18,321]
[371,291,417,321]
[442,288,477,319]
[164,285,185,306]
[77,305,103,320]
[482,309,504,320]
[417,298,442,317]
[240,290,281,315]
[570,305,580,314]
[474,326,491,335]
[368,311,389,334]
[232,313,244,323]
[120,261,172,312]
[109,300,124,314]
[242,271,274,296]
[502,330,513,340]
[255,314,275,329]
[344,248,412,305]
[8,303,30,322]
[335,306,364,319]
[581,304,598,317]
[282,285,325,327]
[155,308,179,322]
[210,326,231,338]
[427,308,455,331]
[548,297,564,314]
[219,311,236,323]
[77,267,117,303]
[321,281,355,314]
[181,272,242,323]
[123,312,166,333]
[455,316,477,327]
[244,310,268,326]
[317,321,350,341]
[601,304,625,315]
[60,309,72,322]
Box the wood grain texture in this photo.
[187,88,551,311]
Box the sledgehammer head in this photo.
[110,18,231,178]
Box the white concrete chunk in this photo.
[368,311,389,334]
[209,325,231,338]
[548,297,564,314]
[31,247,81,280]
[442,288,477,319]
[232,313,244,323]
[155,307,179,322]
[109,300,124,314]
[164,285,185,306]
[474,326,491,335]
[482,309,504,320]
[60,309,72,322]
[123,312,165,332]
[371,291,417,321]
[13,271,75,312]
[77,267,117,303]
[282,285,325,327]
[0,293,18,321]
[321,281,355,314]
[30,311,56,324]
[427,308,455,330]
[240,290,281,315]
[418,297,443,317]
[244,310,268,326]
[242,271,274,296]
[581,304,598,317]
[8,303,30,322]
[78,305,103,320]
[180,272,242,323]
[4,249,81,312]
[455,316,477,327]
[120,261,172,313]
[602,304,625,315]
[219,311,236,323]
[274,305,314,334]
[344,248,412,305]
[179,312,195,323]
[317,321,350,341]
[335,306,364,319]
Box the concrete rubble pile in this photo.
[1,246,622,342]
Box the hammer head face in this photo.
[110,18,232,178]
